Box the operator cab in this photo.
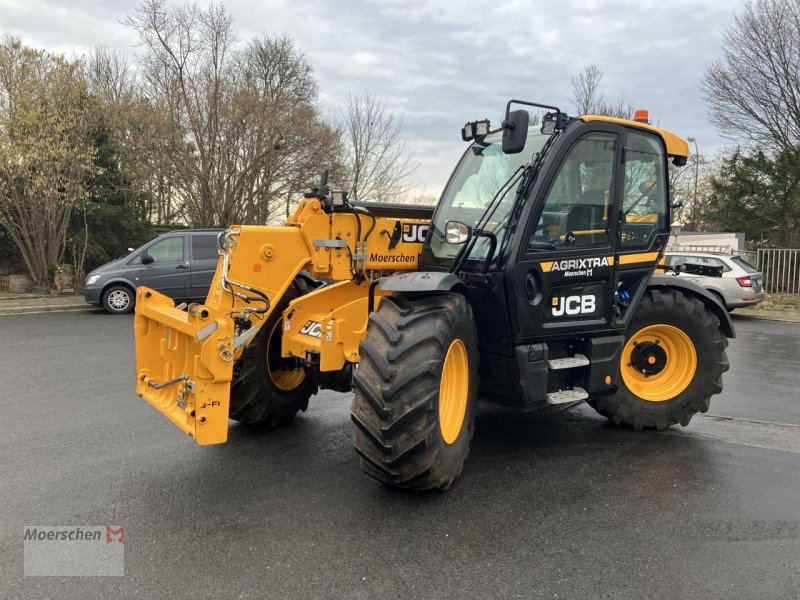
[421,100,686,366]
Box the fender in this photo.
[648,275,735,339]
[99,277,138,297]
[379,271,467,294]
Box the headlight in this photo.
[86,275,101,286]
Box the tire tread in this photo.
[351,293,478,490]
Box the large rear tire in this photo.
[351,293,479,490]
[229,280,318,426]
[589,288,729,430]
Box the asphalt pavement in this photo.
[1,312,799,599]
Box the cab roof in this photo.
[579,115,690,158]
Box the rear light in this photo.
[736,276,752,287]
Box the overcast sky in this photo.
[1,0,745,196]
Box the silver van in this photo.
[83,229,222,314]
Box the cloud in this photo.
[0,0,744,194]
[0,0,137,56]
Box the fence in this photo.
[755,249,800,294]
[670,244,732,254]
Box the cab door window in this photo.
[529,133,617,250]
[620,132,667,249]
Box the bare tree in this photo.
[234,35,345,223]
[86,46,135,104]
[0,37,96,287]
[340,92,414,202]
[124,0,238,226]
[702,0,800,153]
[406,191,439,206]
[121,1,374,226]
[124,1,342,226]
[571,64,603,116]
[570,64,632,119]
[83,45,182,226]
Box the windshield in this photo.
[429,129,548,262]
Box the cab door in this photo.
[511,125,623,341]
[612,129,671,328]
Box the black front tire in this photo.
[589,288,729,430]
[229,280,318,427]
[351,293,479,491]
[102,285,135,314]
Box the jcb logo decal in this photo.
[552,295,597,316]
[402,223,428,243]
[299,320,322,338]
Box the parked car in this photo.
[665,251,765,311]
[84,229,223,314]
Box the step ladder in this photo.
[546,387,589,404]
[546,353,590,405]
[547,354,590,370]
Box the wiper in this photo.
[450,165,527,274]
[476,166,526,230]
[493,130,565,261]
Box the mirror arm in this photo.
[504,99,562,123]
[449,229,499,275]
[475,230,498,274]
[449,234,478,275]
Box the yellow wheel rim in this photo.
[620,324,697,402]
[266,320,306,392]
[439,339,469,444]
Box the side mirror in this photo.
[502,109,529,154]
[141,254,154,265]
[445,220,472,244]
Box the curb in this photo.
[0,304,97,316]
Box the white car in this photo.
[665,251,765,310]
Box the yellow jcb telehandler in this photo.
[134,100,733,490]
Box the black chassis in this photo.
[382,117,734,409]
